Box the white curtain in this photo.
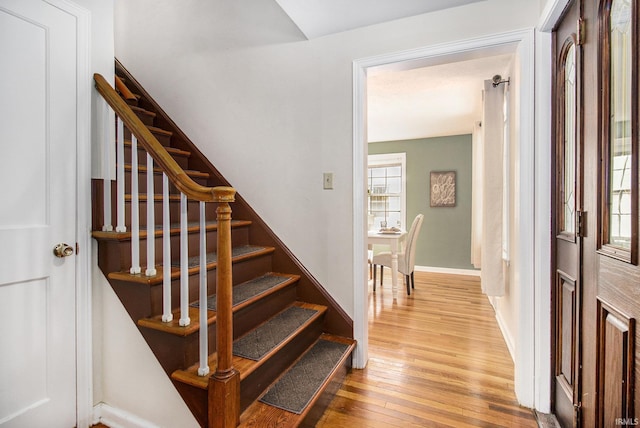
[480,80,506,297]
[471,121,483,268]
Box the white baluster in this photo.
[162,173,173,322]
[145,153,157,276]
[130,135,141,274]
[102,102,113,232]
[198,201,209,376]
[179,192,190,326]
[115,118,126,232]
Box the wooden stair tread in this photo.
[92,219,252,241]
[238,334,355,428]
[129,104,156,118]
[124,140,191,158]
[138,273,300,336]
[171,303,329,389]
[124,163,209,178]
[145,125,172,136]
[107,246,276,285]
[124,193,210,202]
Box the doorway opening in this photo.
[352,29,545,410]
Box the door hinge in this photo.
[577,211,587,238]
[577,17,585,45]
[574,402,582,427]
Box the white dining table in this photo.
[367,229,408,297]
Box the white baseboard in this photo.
[494,306,516,363]
[93,403,159,428]
[415,265,481,277]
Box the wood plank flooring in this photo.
[316,271,538,428]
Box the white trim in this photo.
[513,30,536,408]
[539,0,572,32]
[414,265,481,277]
[352,61,368,369]
[495,303,516,363]
[353,28,539,406]
[534,0,567,413]
[93,403,160,428]
[43,0,93,426]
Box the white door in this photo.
[0,0,78,426]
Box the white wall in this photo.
[107,0,546,420]
[114,0,542,314]
[93,265,199,427]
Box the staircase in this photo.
[92,60,355,427]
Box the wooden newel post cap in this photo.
[212,186,236,203]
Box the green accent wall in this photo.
[369,134,475,270]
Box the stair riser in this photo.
[147,255,277,318]
[98,227,250,272]
[140,327,207,375]
[124,145,189,169]
[93,180,215,230]
[239,315,324,413]
[131,108,155,126]
[120,199,217,229]
[231,285,298,340]
[104,254,274,322]
[125,127,171,146]
[123,170,207,195]
[139,284,297,373]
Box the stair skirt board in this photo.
[258,339,351,414]
[233,306,318,360]
[191,273,293,311]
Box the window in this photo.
[600,0,637,262]
[367,153,406,230]
[561,41,577,238]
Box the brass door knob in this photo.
[53,243,74,258]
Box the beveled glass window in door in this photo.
[603,0,634,254]
[562,42,577,236]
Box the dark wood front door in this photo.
[553,2,584,426]
[553,0,640,426]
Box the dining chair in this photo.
[372,214,424,295]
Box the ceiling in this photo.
[367,54,514,142]
[273,0,514,143]
[274,0,486,39]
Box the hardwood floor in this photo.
[316,271,538,428]
[92,272,538,427]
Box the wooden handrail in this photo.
[97,72,240,425]
[94,73,231,203]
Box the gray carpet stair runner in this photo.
[233,306,317,360]
[259,339,350,414]
[171,245,266,268]
[191,273,293,311]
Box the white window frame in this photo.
[367,152,407,230]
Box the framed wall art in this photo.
[430,171,456,207]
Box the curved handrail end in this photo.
[212,186,236,203]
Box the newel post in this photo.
[208,186,240,428]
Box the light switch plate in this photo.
[323,172,333,189]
